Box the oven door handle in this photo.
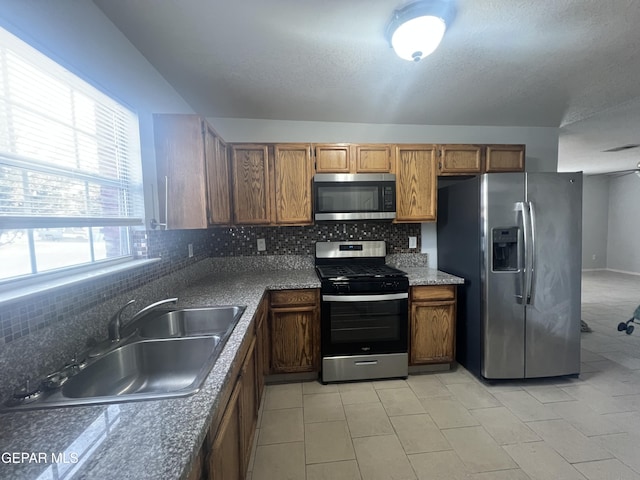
[322,293,408,302]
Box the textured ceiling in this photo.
[94,0,640,174]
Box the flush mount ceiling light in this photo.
[385,0,455,62]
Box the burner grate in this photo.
[316,263,406,280]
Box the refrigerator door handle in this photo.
[526,201,537,305]
[516,201,529,304]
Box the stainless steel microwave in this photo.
[313,173,396,221]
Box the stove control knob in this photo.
[334,283,350,293]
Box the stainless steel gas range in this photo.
[315,240,409,383]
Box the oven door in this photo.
[321,292,408,357]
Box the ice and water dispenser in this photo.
[492,227,519,271]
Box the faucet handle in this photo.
[13,376,41,401]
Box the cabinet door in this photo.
[273,144,313,225]
[438,144,483,175]
[231,144,271,224]
[410,300,456,365]
[314,144,351,173]
[255,299,267,407]
[269,306,318,373]
[208,382,242,480]
[153,114,208,229]
[206,126,232,225]
[395,145,437,222]
[485,144,525,172]
[240,337,257,477]
[355,144,392,173]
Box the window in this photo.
[0,27,143,284]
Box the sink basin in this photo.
[2,304,247,411]
[132,306,246,339]
[62,337,219,399]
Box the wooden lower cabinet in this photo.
[203,305,266,480]
[269,289,320,374]
[239,337,258,475]
[255,294,268,404]
[410,285,457,365]
[207,381,242,480]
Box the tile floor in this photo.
[247,270,640,480]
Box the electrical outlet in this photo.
[188,243,193,258]
[592,254,596,260]
[257,238,266,252]
[409,236,417,249]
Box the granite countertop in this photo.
[402,267,465,286]
[0,265,462,480]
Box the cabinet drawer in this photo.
[411,285,456,301]
[270,289,318,307]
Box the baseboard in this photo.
[606,268,640,277]
[265,372,319,384]
[408,364,451,374]
[582,268,640,276]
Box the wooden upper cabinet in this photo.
[438,144,483,175]
[153,114,209,230]
[485,144,525,172]
[395,145,437,222]
[354,144,392,173]
[314,144,351,173]
[205,124,232,225]
[231,144,271,225]
[314,144,393,173]
[273,144,313,225]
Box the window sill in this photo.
[0,258,161,307]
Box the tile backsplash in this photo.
[211,222,421,257]
[1,222,420,347]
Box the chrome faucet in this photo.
[108,297,179,342]
[130,297,178,324]
[108,299,136,342]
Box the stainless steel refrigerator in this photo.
[437,172,582,379]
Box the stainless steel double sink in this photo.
[2,305,246,411]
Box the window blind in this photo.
[0,27,143,229]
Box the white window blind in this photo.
[0,27,143,229]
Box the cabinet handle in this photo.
[150,176,169,230]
